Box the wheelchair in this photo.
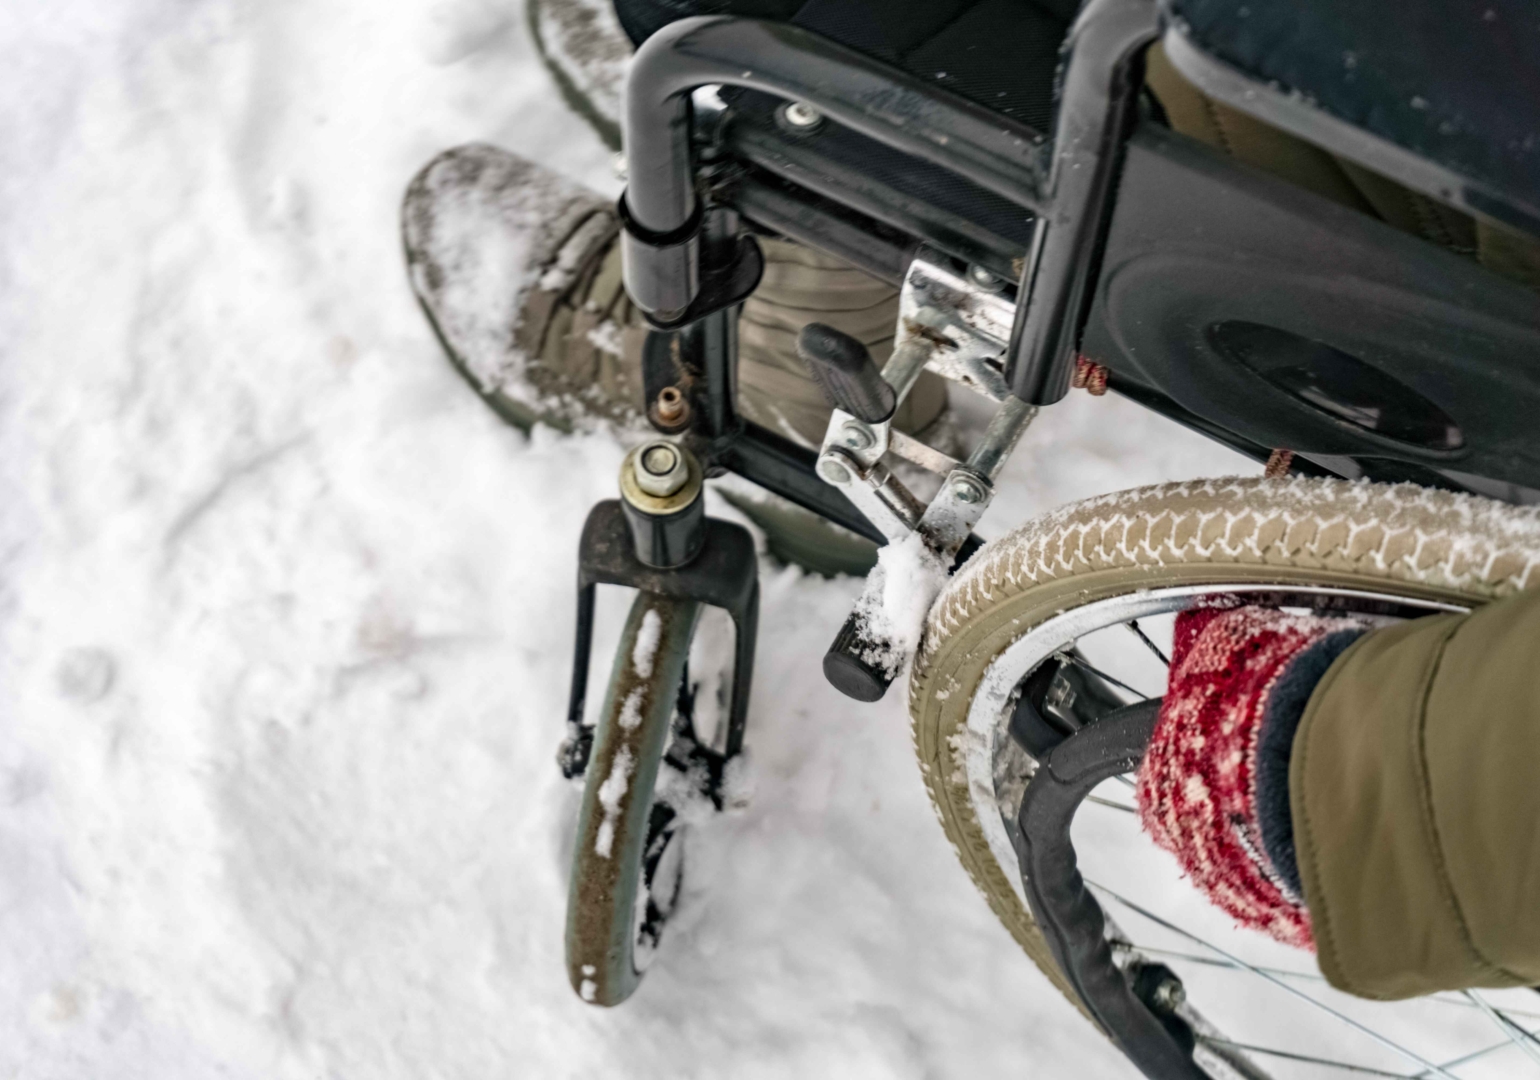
[558,1,1540,1075]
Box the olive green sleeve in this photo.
[1292,587,1540,999]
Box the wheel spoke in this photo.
[1052,650,1151,702]
[1125,619,1171,667]
[1206,1029,1540,1079]
[1429,997,1540,1022]
[1087,881,1462,1080]
[1085,794,1138,814]
[1124,945,1326,984]
[1122,945,1540,1020]
[1464,990,1540,1069]
[967,579,1493,1077]
[1198,1037,1423,1078]
[1412,1031,1540,1078]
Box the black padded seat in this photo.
[1168,0,1540,228]
[616,0,1076,134]
[792,0,1075,131]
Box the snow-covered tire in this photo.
[567,592,699,1006]
[907,477,1540,1011]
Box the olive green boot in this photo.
[402,144,947,573]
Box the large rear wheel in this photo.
[910,477,1540,1078]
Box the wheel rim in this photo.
[971,583,1540,1079]
[964,585,1467,923]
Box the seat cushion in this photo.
[793,0,1071,131]
[1169,0,1540,227]
[614,0,1074,134]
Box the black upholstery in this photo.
[616,0,1073,134]
[613,0,802,44]
[1169,0,1540,224]
[793,0,1072,131]
[1083,125,1540,492]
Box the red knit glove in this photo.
[1136,602,1368,949]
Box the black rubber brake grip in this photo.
[823,610,892,702]
[797,322,896,424]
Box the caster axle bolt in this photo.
[635,440,688,497]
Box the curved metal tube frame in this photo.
[567,500,759,771]
[619,0,1163,404]
[622,16,1049,238]
[1007,0,1161,403]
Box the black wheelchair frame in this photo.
[618,1,1540,513]
[568,0,1540,1070]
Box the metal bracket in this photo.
[900,254,1018,402]
[816,447,924,543]
[565,501,759,780]
[812,250,1041,702]
[814,250,1039,562]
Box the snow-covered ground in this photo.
[0,2,1255,1076]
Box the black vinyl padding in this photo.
[616,0,1073,133]
[613,0,804,45]
[898,0,1069,131]
[1170,0,1540,219]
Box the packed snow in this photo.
[852,532,949,680]
[594,746,633,860]
[0,1,1266,1077]
[631,608,661,680]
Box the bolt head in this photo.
[780,101,823,130]
[817,457,852,485]
[839,422,874,451]
[633,440,688,497]
[1151,978,1185,1012]
[951,476,985,504]
[967,264,1005,293]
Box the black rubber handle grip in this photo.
[796,323,896,424]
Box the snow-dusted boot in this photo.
[401,143,948,572]
[403,144,645,431]
[527,0,632,150]
[402,143,948,436]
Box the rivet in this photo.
[951,476,985,504]
[780,101,823,130]
[818,457,852,484]
[840,422,874,451]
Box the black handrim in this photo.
[1015,698,1212,1079]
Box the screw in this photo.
[780,101,823,130]
[967,264,1004,292]
[818,457,852,484]
[654,385,688,426]
[1150,977,1185,1013]
[950,475,986,504]
[839,422,874,451]
[633,440,688,497]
